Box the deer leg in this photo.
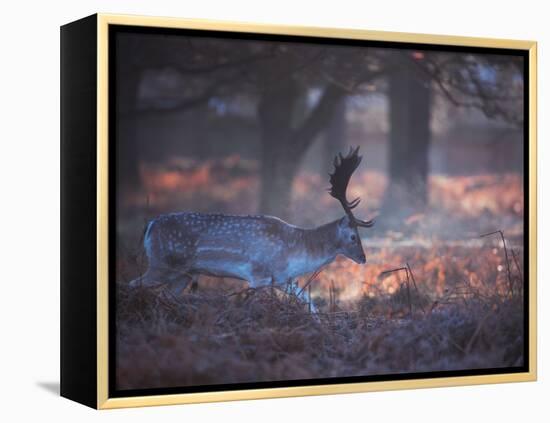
[166,272,196,296]
[285,278,299,295]
[129,260,193,294]
[129,265,167,289]
[275,279,318,314]
[189,276,199,293]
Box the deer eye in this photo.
[350,234,357,241]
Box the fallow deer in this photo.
[130,147,374,308]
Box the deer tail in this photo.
[143,219,156,258]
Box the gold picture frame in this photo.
[60,13,537,409]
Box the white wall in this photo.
[0,0,546,421]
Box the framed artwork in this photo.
[60,13,537,409]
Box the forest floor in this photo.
[115,163,526,391]
[116,239,525,391]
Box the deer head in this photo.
[329,146,374,264]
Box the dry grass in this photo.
[116,265,524,390]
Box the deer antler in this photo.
[328,146,374,228]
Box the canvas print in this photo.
[112,27,527,394]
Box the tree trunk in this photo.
[257,78,300,219]
[259,144,301,219]
[257,80,347,220]
[116,70,142,198]
[322,97,347,174]
[385,64,432,216]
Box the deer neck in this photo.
[299,219,341,265]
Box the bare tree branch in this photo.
[291,83,347,155]
[119,72,243,120]
[405,52,523,126]
[164,51,275,76]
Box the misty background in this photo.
[114,30,524,254]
